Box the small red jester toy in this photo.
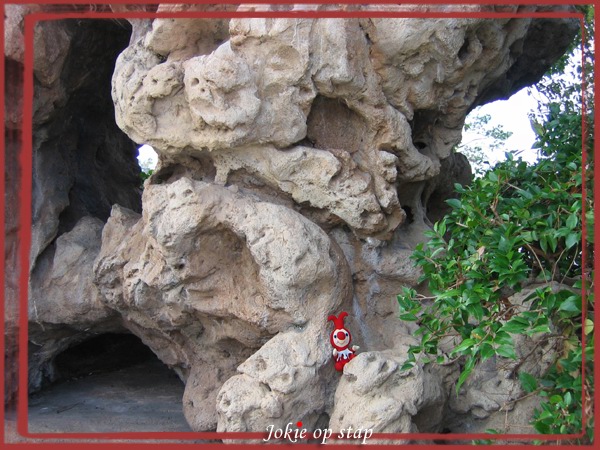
[328,311,360,372]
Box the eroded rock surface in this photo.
[103,7,576,436]
[10,3,579,440]
[4,11,143,398]
[330,351,446,441]
[94,178,352,430]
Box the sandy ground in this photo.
[28,358,191,434]
[4,358,217,444]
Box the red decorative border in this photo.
[0,0,6,445]
[2,1,595,447]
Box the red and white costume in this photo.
[328,311,359,372]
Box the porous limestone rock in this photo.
[29,217,115,327]
[28,216,123,389]
[216,326,336,435]
[94,176,352,430]
[102,6,577,437]
[329,351,446,443]
[8,2,579,440]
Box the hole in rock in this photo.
[150,165,181,185]
[457,38,471,62]
[137,143,158,172]
[402,206,414,224]
[28,333,190,433]
[423,189,447,225]
[53,333,159,379]
[410,109,437,156]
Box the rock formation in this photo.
[5,3,579,441]
[5,7,141,397]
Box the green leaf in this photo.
[454,183,465,192]
[498,235,510,253]
[558,295,582,313]
[450,338,475,355]
[397,295,414,311]
[500,316,529,334]
[455,358,475,394]
[446,198,462,209]
[566,213,578,229]
[548,233,558,253]
[584,319,594,335]
[540,235,548,253]
[496,344,517,359]
[399,313,419,321]
[466,304,484,322]
[565,232,579,249]
[494,331,513,346]
[400,361,416,372]
[564,391,573,406]
[528,324,552,335]
[479,343,495,361]
[438,220,447,236]
[519,371,538,393]
[530,119,545,137]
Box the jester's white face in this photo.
[332,328,350,348]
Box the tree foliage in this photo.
[457,113,513,175]
[138,157,155,186]
[398,10,594,443]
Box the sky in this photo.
[137,86,541,172]
[137,144,157,171]
[462,87,540,166]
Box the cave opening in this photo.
[48,18,143,235]
[28,333,190,433]
[53,333,160,380]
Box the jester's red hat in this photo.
[328,311,358,371]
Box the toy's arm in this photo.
[332,348,338,357]
[352,345,360,352]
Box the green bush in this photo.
[397,9,594,442]
[398,150,593,442]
